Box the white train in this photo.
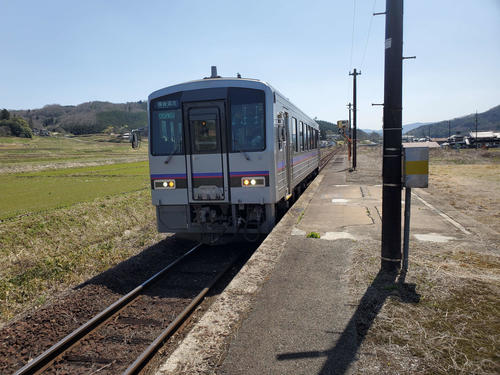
[146,68,320,242]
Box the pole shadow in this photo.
[276,269,420,374]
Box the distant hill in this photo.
[317,120,381,141]
[403,122,430,134]
[407,105,500,138]
[360,123,429,135]
[11,101,147,135]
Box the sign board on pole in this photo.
[403,147,428,188]
[337,120,348,129]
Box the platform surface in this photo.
[156,152,472,375]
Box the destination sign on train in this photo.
[155,100,179,109]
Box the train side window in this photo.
[277,125,283,151]
[291,117,297,152]
[300,121,304,151]
[305,125,309,150]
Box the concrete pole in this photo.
[381,0,403,272]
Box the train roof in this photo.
[149,77,273,99]
[149,77,319,129]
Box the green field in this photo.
[0,161,150,219]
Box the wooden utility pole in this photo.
[381,0,403,272]
[475,111,478,149]
[349,69,361,170]
[347,103,352,161]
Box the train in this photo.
[141,67,320,243]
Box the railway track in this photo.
[13,243,246,375]
[9,147,342,375]
[319,145,344,171]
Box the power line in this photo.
[360,0,378,70]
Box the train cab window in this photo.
[151,107,183,156]
[229,88,265,152]
[291,117,298,152]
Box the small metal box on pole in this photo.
[402,146,429,273]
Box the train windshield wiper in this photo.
[164,143,179,164]
[233,139,250,161]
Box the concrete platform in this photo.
[155,153,473,375]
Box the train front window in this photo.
[191,118,218,153]
[229,88,265,152]
[151,109,183,156]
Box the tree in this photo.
[0,117,33,138]
[1,109,10,120]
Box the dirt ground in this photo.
[428,148,500,235]
[346,146,499,375]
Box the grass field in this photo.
[0,161,149,219]
[0,135,157,323]
[0,135,147,173]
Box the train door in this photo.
[183,101,228,202]
[284,112,293,198]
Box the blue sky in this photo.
[1,0,499,130]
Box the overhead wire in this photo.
[360,0,378,71]
[348,0,357,100]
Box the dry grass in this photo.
[430,148,500,165]
[429,163,500,234]
[0,189,164,323]
[347,147,500,374]
[349,241,500,375]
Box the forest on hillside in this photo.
[8,101,147,135]
[408,105,500,138]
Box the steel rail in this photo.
[14,243,203,375]
[319,145,343,171]
[123,257,239,375]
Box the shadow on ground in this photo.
[76,235,198,295]
[276,269,420,374]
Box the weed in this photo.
[306,231,321,238]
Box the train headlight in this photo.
[241,177,265,187]
[154,179,176,189]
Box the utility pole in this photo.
[381,0,403,272]
[347,103,352,162]
[475,111,478,149]
[448,120,451,139]
[349,69,361,170]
